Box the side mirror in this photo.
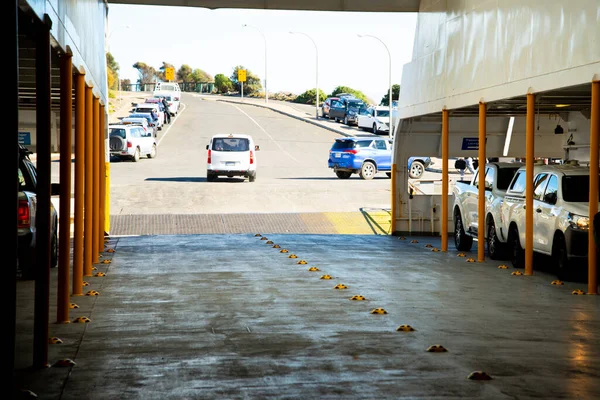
[206,145,209,150]
[254,145,260,151]
[544,192,557,205]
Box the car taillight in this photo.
[18,200,30,228]
[207,149,211,164]
[127,141,133,148]
[344,149,358,154]
[250,150,254,164]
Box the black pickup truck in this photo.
[17,145,59,279]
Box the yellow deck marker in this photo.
[272,244,281,248]
[350,295,366,301]
[320,275,333,280]
[466,258,476,263]
[498,265,508,269]
[398,236,406,240]
[280,249,289,253]
[457,253,466,257]
[254,234,262,237]
[73,316,91,323]
[431,248,440,252]
[511,271,523,276]
[266,240,274,244]
[288,254,298,258]
[69,303,79,309]
[102,259,111,264]
[410,240,419,243]
[551,280,564,285]
[370,308,388,314]
[467,371,492,380]
[260,237,268,241]
[334,284,348,289]
[425,244,433,248]
[297,260,307,265]
[308,267,320,271]
[86,290,100,296]
[95,272,106,277]
[396,324,415,332]
[572,289,585,295]
[49,337,63,344]
[426,344,447,352]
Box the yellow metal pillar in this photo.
[73,73,85,296]
[478,102,486,262]
[84,85,94,277]
[391,163,397,235]
[99,104,107,247]
[589,80,599,294]
[92,96,100,264]
[57,52,72,323]
[525,93,535,275]
[442,109,449,251]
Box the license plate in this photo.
[226,162,236,166]
[335,153,341,158]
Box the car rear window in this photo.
[331,140,372,150]
[348,100,365,108]
[135,107,155,113]
[497,167,521,190]
[212,138,250,151]
[562,175,600,202]
[109,128,126,139]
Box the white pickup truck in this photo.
[499,162,598,279]
[452,162,524,259]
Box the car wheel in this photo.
[207,173,217,182]
[132,148,140,162]
[372,124,378,134]
[454,212,473,251]
[249,172,256,182]
[409,161,425,179]
[335,171,352,179]
[552,235,570,280]
[487,219,505,260]
[344,116,349,125]
[509,227,525,269]
[359,161,376,180]
[147,144,157,159]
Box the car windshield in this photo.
[109,128,126,139]
[129,114,152,123]
[212,138,250,151]
[348,100,364,108]
[358,108,369,115]
[562,175,600,202]
[375,110,390,117]
[135,107,155,113]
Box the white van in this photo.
[154,90,180,116]
[206,134,259,182]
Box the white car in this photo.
[499,162,598,279]
[357,106,390,134]
[154,90,180,116]
[206,133,259,182]
[131,103,165,129]
[109,124,157,162]
[120,116,156,138]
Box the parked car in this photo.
[154,90,180,115]
[452,162,524,258]
[499,162,599,279]
[206,133,259,182]
[321,96,339,118]
[126,113,159,135]
[17,144,59,279]
[327,136,432,180]
[328,97,366,126]
[120,116,156,138]
[109,123,157,162]
[131,103,164,129]
[357,106,390,134]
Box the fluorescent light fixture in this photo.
[555,104,570,108]
[503,116,515,156]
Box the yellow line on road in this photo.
[324,211,391,235]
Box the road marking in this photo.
[156,103,185,146]
[228,103,300,163]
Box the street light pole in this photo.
[289,31,319,119]
[358,34,393,138]
[242,24,268,104]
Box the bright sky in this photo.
[107,4,417,103]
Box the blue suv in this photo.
[328,136,432,180]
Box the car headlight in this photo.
[348,110,356,115]
[568,213,589,230]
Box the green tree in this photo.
[214,73,233,93]
[106,52,120,90]
[132,62,157,85]
[158,62,176,81]
[177,64,193,82]
[230,65,262,96]
[330,86,369,104]
[380,84,401,106]
[293,88,327,105]
[190,68,214,83]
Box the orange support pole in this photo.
[73,74,85,296]
[84,85,94,277]
[525,93,535,275]
[57,52,72,323]
[589,80,599,294]
[99,104,107,249]
[478,102,486,262]
[92,96,100,264]
[442,109,449,251]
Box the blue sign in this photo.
[461,137,479,150]
[18,132,31,145]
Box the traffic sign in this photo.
[165,67,174,81]
[238,69,247,82]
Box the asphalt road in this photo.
[108,93,393,215]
